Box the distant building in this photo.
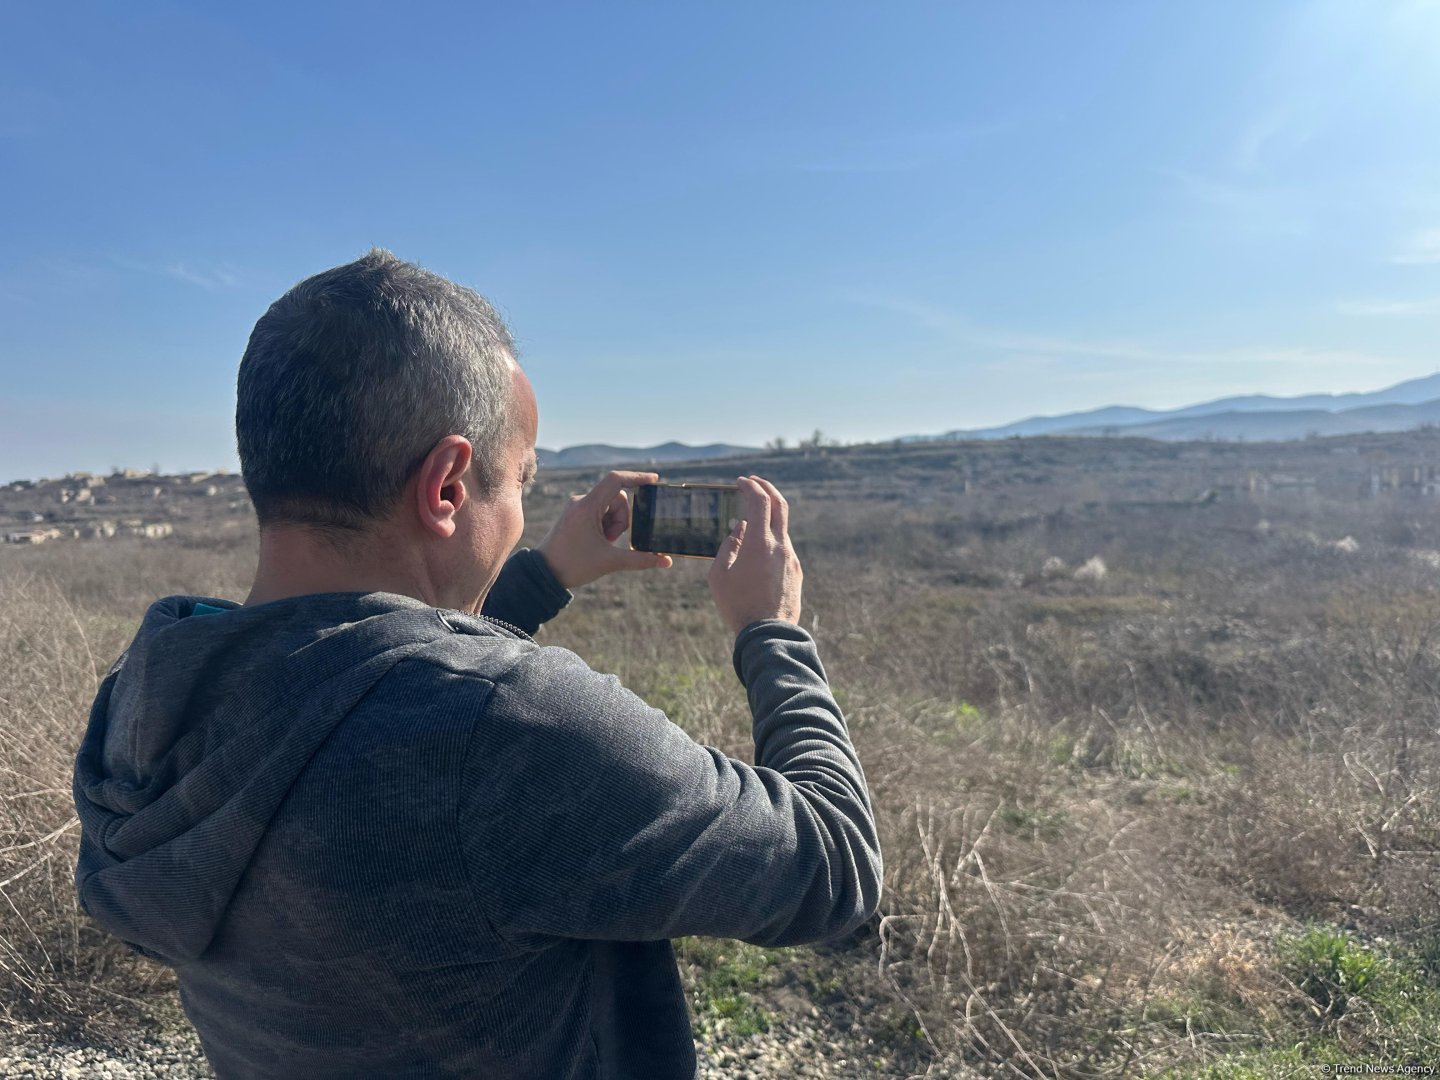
[1198,483,1245,503]
[1248,472,1317,499]
[127,522,174,539]
[1369,464,1440,498]
[5,528,63,544]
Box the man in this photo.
[72,249,883,1079]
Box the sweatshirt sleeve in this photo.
[480,548,573,635]
[456,620,882,949]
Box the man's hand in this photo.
[708,475,803,635]
[535,470,673,590]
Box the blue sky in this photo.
[2,0,1439,481]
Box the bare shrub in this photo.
[1041,556,1069,580]
[0,569,176,1042]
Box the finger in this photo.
[586,469,660,507]
[734,476,772,552]
[749,475,788,538]
[710,518,747,574]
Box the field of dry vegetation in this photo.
[3,433,1439,1077]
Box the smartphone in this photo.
[630,482,741,559]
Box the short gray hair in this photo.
[236,248,517,540]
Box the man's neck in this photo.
[245,524,439,608]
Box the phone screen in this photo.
[631,484,741,558]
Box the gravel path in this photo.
[0,980,936,1079]
[0,1028,213,1079]
[695,1023,922,1079]
[0,1023,919,1079]
[0,1033,906,1080]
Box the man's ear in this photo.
[415,436,473,540]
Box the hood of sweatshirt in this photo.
[72,590,490,964]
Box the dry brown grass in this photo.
[3,438,1439,1075]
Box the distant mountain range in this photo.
[916,371,1440,443]
[535,373,1440,469]
[535,441,757,469]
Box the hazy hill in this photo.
[535,441,756,468]
[1163,370,1440,416]
[928,370,1440,441]
[1065,398,1440,442]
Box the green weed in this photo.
[1276,926,1383,1019]
[998,803,1069,840]
[676,937,780,1038]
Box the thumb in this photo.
[610,546,673,573]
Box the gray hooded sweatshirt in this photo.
[72,548,883,1079]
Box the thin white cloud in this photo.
[1234,104,1317,174]
[167,262,240,290]
[797,158,928,176]
[846,291,1411,373]
[1391,228,1440,265]
[1159,168,1311,237]
[1234,109,1286,174]
[1337,295,1440,316]
[727,120,1017,175]
[111,256,243,291]
[1162,169,1253,210]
